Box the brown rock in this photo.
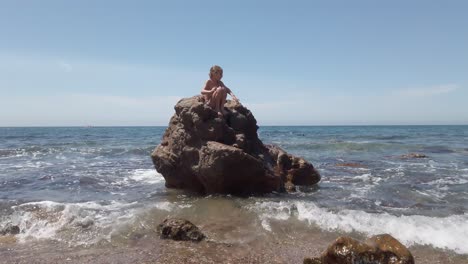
[198,141,282,194]
[307,234,414,264]
[366,234,414,264]
[157,218,205,242]
[151,96,320,195]
[400,153,428,159]
[268,144,321,189]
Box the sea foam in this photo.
[250,200,468,254]
[7,198,186,245]
[111,169,164,186]
[129,169,164,184]
[10,200,140,245]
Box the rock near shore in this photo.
[0,223,20,236]
[151,96,320,195]
[157,218,205,242]
[304,234,414,264]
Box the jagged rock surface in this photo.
[157,218,205,242]
[304,234,415,264]
[151,96,320,195]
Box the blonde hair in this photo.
[209,65,223,78]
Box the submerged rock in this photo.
[157,218,205,242]
[0,223,20,235]
[305,234,414,264]
[151,96,320,195]
[400,153,428,159]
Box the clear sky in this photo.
[1,0,467,126]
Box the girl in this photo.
[201,65,239,116]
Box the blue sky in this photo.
[1,0,467,126]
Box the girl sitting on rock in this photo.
[201,65,240,116]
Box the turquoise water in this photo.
[1,126,467,254]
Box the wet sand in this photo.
[1,224,467,264]
[2,197,467,263]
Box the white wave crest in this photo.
[152,201,177,211]
[129,169,164,184]
[427,177,468,186]
[246,201,296,232]
[7,198,186,245]
[248,201,468,254]
[10,200,140,245]
[354,173,382,184]
[111,169,164,186]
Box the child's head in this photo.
[209,65,223,79]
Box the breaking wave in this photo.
[249,201,468,254]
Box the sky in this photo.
[1,0,467,126]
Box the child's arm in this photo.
[221,82,240,102]
[229,91,239,102]
[201,80,216,95]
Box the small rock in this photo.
[0,223,20,235]
[366,234,414,264]
[157,218,205,242]
[306,234,414,264]
[401,153,427,159]
[284,181,296,192]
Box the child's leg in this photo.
[208,95,217,109]
[219,91,228,115]
[210,88,222,114]
[209,87,228,116]
[215,87,228,115]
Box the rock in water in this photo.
[151,96,320,195]
[305,234,414,264]
[400,153,428,159]
[157,218,205,242]
[0,223,20,235]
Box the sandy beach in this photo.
[2,220,467,264]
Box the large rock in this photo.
[304,234,414,264]
[151,96,320,195]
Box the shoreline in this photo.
[2,238,467,264]
[2,224,467,264]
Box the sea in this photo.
[1,126,468,260]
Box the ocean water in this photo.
[1,126,468,256]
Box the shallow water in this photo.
[1,126,468,260]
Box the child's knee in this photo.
[216,87,227,97]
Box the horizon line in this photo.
[1,124,468,128]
